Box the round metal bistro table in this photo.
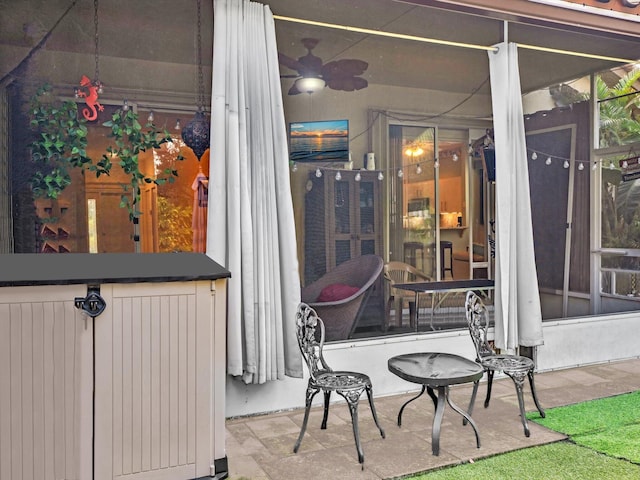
[388,352,484,456]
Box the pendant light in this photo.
[182,0,210,161]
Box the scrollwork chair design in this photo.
[293,303,385,467]
[464,290,546,436]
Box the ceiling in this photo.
[1,0,639,98]
[269,0,640,95]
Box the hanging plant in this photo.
[28,84,97,198]
[102,108,184,221]
[28,84,184,222]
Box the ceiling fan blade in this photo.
[325,76,368,92]
[278,52,303,74]
[322,59,369,80]
[287,82,302,95]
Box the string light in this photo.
[289,144,617,181]
[175,119,181,130]
[147,110,154,122]
[122,99,129,111]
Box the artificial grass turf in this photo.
[411,442,640,479]
[409,391,640,479]
[527,390,640,463]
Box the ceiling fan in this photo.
[278,38,369,95]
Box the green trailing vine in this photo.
[28,84,94,198]
[101,108,183,221]
[28,83,184,222]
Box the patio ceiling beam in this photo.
[273,14,637,64]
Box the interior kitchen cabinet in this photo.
[303,169,382,284]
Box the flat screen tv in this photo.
[289,119,349,162]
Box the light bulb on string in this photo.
[609,161,615,170]
[416,164,422,175]
[578,162,585,171]
[563,160,570,169]
[622,160,628,169]
[315,168,322,178]
[378,171,384,181]
[592,161,598,171]
[545,157,552,165]
[355,171,361,182]
[434,159,440,168]
[397,169,404,178]
[452,153,459,162]
[531,152,538,160]
[291,162,298,172]
[468,144,473,154]
[175,119,181,130]
[147,111,154,122]
[335,171,341,181]
[122,99,129,111]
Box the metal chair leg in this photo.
[321,390,331,429]
[484,369,494,408]
[338,389,366,466]
[365,384,385,439]
[506,370,530,437]
[528,370,546,418]
[294,385,320,453]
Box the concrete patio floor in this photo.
[225,357,640,479]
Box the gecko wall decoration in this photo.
[77,75,104,121]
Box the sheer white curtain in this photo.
[488,42,544,353]
[208,0,302,383]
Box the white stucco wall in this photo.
[225,314,640,418]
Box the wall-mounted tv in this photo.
[289,119,349,162]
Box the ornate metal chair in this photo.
[464,291,546,436]
[293,303,385,467]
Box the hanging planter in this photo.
[28,84,184,222]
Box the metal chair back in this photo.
[295,303,331,381]
[465,290,494,360]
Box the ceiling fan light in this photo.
[295,76,325,94]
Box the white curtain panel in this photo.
[209,0,302,383]
[488,42,544,353]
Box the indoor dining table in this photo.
[392,278,494,330]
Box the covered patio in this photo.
[225,357,640,479]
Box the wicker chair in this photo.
[293,303,385,466]
[383,261,432,331]
[300,255,383,341]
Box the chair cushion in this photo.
[317,283,360,302]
